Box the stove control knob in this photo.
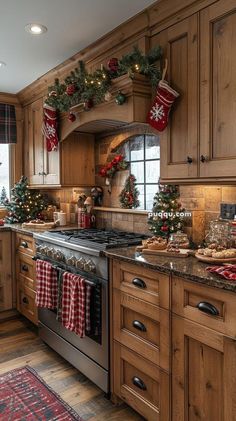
[42,246,49,255]
[36,245,42,253]
[84,259,96,273]
[47,248,55,257]
[66,255,76,266]
[75,257,86,270]
[54,250,65,262]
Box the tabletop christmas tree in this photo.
[0,186,8,205]
[119,174,140,209]
[148,184,184,238]
[4,176,46,224]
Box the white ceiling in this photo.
[0,0,156,94]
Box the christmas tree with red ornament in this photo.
[148,184,184,238]
[119,174,140,209]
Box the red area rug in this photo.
[0,365,83,420]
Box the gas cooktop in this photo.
[41,228,148,250]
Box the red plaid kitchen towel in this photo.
[61,272,86,338]
[35,259,58,309]
[85,284,92,333]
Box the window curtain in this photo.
[0,103,17,144]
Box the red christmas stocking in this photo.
[42,104,59,152]
[147,80,179,132]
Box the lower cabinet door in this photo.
[113,341,170,421]
[18,283,38,325]
[172,315,236,421]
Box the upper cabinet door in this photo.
[200,0,236,178]
[28,98,44,185]
[44,147,60,185]
[157,14,199,181]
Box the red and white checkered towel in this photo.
[61,272,86,338]
[35,259,58,309]
[85,284,92,333]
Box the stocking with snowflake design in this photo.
[147,80,179,132]
[42,104,59,152]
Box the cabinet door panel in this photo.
[0,232,12,311]
[172,315,236,421]
[28,98,44,185]
[200,0,236,177]
[44,147,60,185]
[153,14,198,180]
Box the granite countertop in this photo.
[105,246,236,293]
[0,223,78,237]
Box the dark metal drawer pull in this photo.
[21,264,29,272]
[132,376,147,391]
[21,241,28,248]
[132,278,146,289]
[132,320,147,332]
[22,297,29,304]
[197,301,219,316]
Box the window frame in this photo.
[0,144,13,207]
[123,134,160,210]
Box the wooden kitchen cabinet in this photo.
[15,233,38,325]
[172,315,236,421]
[156,0,236,182]
[110,259,171,420]
[199,0,236,178]
[24,99,95,187]
[26,97,60,186]
[156,14,199,180]
[172,276,236,421]
[0,232,13,311]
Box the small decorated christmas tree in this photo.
[0,186,7,205]
[119,174,140,209]
[148,184,184,238]
[4,176,46,223]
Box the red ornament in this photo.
[66,84,76,96]
[161,225,169,232]
[0,219,4,226]
[107,57,119,73]
[99,168,107,177]
[83,99,93,111]
[68,112,76,122]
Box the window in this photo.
[0,144,11,202]
[118,135,160,210]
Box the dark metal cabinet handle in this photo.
[187,156,193,164]
[132,278,146,289]
[21,241,28,248]
[200,155,207,163]
[132,320,147,332]
[38,172,43,176]
[197,301,219,316]
[22,297,29,304]
[21,264,29,272]
[32,256,37,261]
[132,376,147,391]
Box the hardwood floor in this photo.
[0,317,144,420]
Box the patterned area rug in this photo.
[0,365,83,420]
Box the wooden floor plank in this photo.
[0,317,144,420]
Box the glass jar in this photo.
[205,219,231,248]
[169,231,189,249]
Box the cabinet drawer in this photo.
[16,233,34,256]
[18,284,38,325]
[172,276,236,337]
[16,252,35,286]
[112,260,170,309]
[113,289,170,371]
[113,342,170,421]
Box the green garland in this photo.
[45,46,162,112]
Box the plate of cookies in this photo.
[195,243,236,263]
[136,236,190,257]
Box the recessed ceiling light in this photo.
[0,61,6,68]
[25,23,47,35]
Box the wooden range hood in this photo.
[60,74,152,141]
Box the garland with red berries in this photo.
[99,155,128,178]
[45,46,162,115]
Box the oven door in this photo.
[38,276,108,371]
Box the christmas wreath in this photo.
[99,154,128,179]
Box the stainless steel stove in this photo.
[33,228,148,393]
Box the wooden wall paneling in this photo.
[60,132,95,186]
[28,98,44,185]
[0,232,13,311]
[200,0,236,178]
